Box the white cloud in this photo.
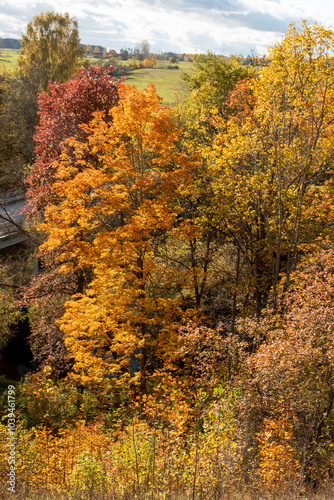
[0,0,333,54]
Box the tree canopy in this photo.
[39,83,197,392]
[22,65,122,375]
[4,20,334,497]
[18,11,84,92]
[204,21,334,314]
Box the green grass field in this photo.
[123,66,190,106]
[0,48,19,68]
[0,50,192,106]
[89,59,192,106]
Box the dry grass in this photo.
[2,485,334,500]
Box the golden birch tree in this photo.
[18,11,84,92]
[209,21,334,315]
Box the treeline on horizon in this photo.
[0,36,266,66]
[0,38,21,49]
[0,11,334,500]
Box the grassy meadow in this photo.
[89,57,192,105]
[0,50,191,105]
[0,48,19,69]
[123,65,189,106]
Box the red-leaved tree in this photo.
[26,65,123,216]
[22,66,123,375]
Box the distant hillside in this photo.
[0,39,102,51]
[0,38,21,49]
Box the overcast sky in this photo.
[0,0,333,55]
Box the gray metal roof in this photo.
[0,194,27,250]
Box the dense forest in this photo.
[1,12,334,500]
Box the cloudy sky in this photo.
[0,0,333,55]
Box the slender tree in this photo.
[18,11,84,93]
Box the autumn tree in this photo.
[208,21,334,316]
[135,40,150,61]
[39,83,196,394]
[0,69,35,193]
[22,65,122,374]
[26,65,122,216]
[170,55,255,325]
[18,11,84,93]
[240,249,334,486]
[178,52,254,145]
[0,67,37,351]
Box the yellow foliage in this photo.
[207,21,334,310]
[39,83,198,388]
[0,381,242,498]
[257,417,300,492]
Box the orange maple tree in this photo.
[40,83,197,394]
